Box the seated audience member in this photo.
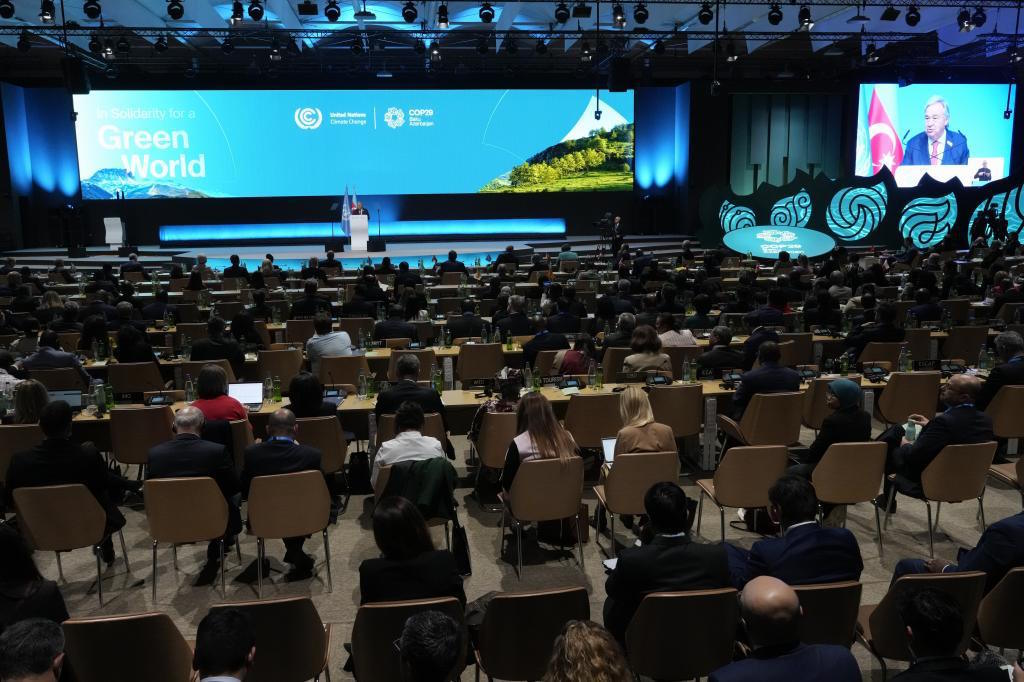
[909,287,943,323]
[17,330,90,388]
[891,509,1024,593]
[496,295,533,340]
[726,476,863,588]
[289,279,332,319]
[191,364,249,425]
[300,257,327,283]
[656,313,696,347]
[976,330,1024,410]
[398,611,464,682]
[189,317,245,380]
[395,260,423,287]
[33,291,63,327]
[844,302,905,360]
[502,391,578,492]
[523,319,570,369]
[358,496,465,605]
[744,288,789,328]
[0,351,24,393]
[696,325,745,376]
[0,618,66,682]
[78,291,117,323]
[544,620,632,682]
[879,374,992,512]
[375,354,451,454]
[113,324,157,365]
[708,576,860,682]
[552,334,596,375]
[547,299,582,335]
[147,405,241,585]
[221,254,249,281]
[192,609,255,682]
[247,289,274,322]
[603,482,729,643]
[185,270,207,292]
[242,408,322,578]
[804,292,843,330]
[0,524,68,632]
[46,303,81,333]
[467,380,520,444]
[602,312,636,348]
[9,319,38,357]
[789,378,871,478]
[373,305,417,342]
[434,250,468,275]
[77,315,110,356]
[827,270,853,302]
[287,371,337,418]
[306,313,352,378]
[5,401,128,564]
[229,312,265,353]
[106,301,145,333]
[10,380,47,425]
[192,254,215,279]
[622,325,671,374]
[141,289,175,323]
[371,401,445,488]
[613,385,675,457]
[731,341,801,418]
[446,300,485,340]
[890,589,1007,681]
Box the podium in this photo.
[350,214,369,252]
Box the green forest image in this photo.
[479,123,634,193]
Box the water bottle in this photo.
[432,367,444,395]
[988,349,997,369]
[164,307,173,328]
[941,309,951,331]
[366,376,377,399]
[523,366,534,391]
[104,384,114,410]
[595,364,604,390]
[357,370,367,399]
[899,346,912,372]
[184,374,195,402]
[588,361,597,388]
[905,310,914,329]
[977,348,988,370]
[94,382,107,414]
[682,359,692,383]
[839,352,850,376]
[263,376,273,402]
[272,376,282,402]
[358,328,366,350]
[445,328,452,347]
[905,420,918,442]
[533,370,542,392]
[90,339,98,360]
[182,335,192,361]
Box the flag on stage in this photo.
[868,85,903,173]
[341,185,351,234]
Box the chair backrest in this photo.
[176,321,208,341]
[877,371,941,424]
[230,418,254,473]
[648,384,702,438]
[294,415,347,474]
[942,326,990,362]
[456,343,505,381]
[107,362,165,394]
[921,441,998,502]
[940,299,971,324]
[56,331,81,351]
[387,349,436,381]
[977,567,1024,649]
[605,451,679,515]
[801,375,862,431]
[984,385,1024,439]
[351,597,466,682]
[377,413,446,446]
[256,349,304,390]
[28,368,86,392]
[626,589,739,680]
[286,319,315,345]
[475,411,518,469]
[210,597,328,682]
[337,317,375,341]
[110,405,174,466]
[253,319,272,348]
[317,354,371,386]
[794,581,863,647]
[601,346,632,384]
[738,392,805,446]
[903,327,932,360]
[143,476,229,545]
[563,392,622,448]
[13,484,105,552]
[180,359,236,384]
[779,332,813,365]
[867,571,987,661]
[812,442,887,505]
[248,470,331,540]
[859,341,906,365]
[712,445,789,508]
[0,424,44,486]
[220,276,247,291]
[478,587,590,680]
[534,350,559,376]
[998,302,1024,323]
[663,345,703,379]
[63,612,195,682]
[508,456,584,522]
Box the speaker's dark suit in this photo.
[372,318,417,341]
[903,129,969,166]
[888,406,994,493]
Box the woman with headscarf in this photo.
[789,378,871,478]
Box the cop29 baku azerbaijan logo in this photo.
[384,107,405,129]
[294,107,323,130]
[756,229,797,243]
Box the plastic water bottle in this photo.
[977,348,988,370]
[899,346,911,372]
[905,420,918,442]
[357,370,367,399]
[588,361,597,388]
[358,328,366,350]
[523,366,534,391]
[104,384,114,410]
[595,364,604,390]
[263,376,273,402]
[272,376,282,402]
[94,382,107,414]
[366,376,377,399]
[839,352,850,376]
[988,349,997,368]
[182,335,192,361]
[682,359,692,383]
[184,374,195,402]
[432,367,444,395]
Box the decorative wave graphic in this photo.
[967,184,1024,245]
[719,200,756,234]
[825,181,887,242]
[770,189,812,228]
[899,192,958,249]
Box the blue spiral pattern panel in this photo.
[769,189,812,228]
[974,185,1024,245]
[719,200,757,234]
[825,181,887,242]
[899,192,958,249]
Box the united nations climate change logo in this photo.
[294,107,323,130]
[756,229,797,243]
[384,107,405,129]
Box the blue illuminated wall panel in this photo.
[0,85,80,201]
[634,85,690,196]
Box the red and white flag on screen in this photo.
[868,87,903,173]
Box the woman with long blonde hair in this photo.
[614,385,675,457]
[12,379,48,424]
[501,391,577,491]
[543,620,632,682]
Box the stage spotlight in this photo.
[103,39,114,58]
[594,107,602,120]
[436,3,448,28]
[1010,46,1022,63]
[83,0,101,19]
[633,3,647,23]
[17,29,30,51]
[248,0,263,20]
[477,36,488,53]
[414,38,425,53]
[154,34,168,51]
[697,2,713,25]
[116,34,130,53]
[166,0,184,20]
[89,32,102,53]
[222,36,235,53]
[767,3,782,25]
[479,2,494,22]
[866,42,878,62]
[0,0,14,19]
[798,5,813,30]
[612,3,625,27]
[269,37,282,60]
[957,7,972,31]
[554,1,569,22]
[535,38,547,53]
[905,5,920,25]
[571,1,591,18]
[401,1,416,21]
[971,6,985,27]
[38,0,53,21]
[653,38,664,53]
[325,0,340,21]
[880,4,900,20]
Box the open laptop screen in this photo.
[228,382,263,405]
[601,437,616,464]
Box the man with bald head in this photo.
[878,373,993,513]
[147,406,241,585]
[242,408,323,579]
[709,576,860,682]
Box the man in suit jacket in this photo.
[732,342,801,418]
[372,306,417,342]
[17,331,91,387]
[242,408,322,578]
[434,250,468,275]
[603,482,730,643]
[902,96,969,166]
[696,326,746,377]
[545,299,581,335]
[221,254,250,282]
[602,313,636,349]
[445,301,485,340]
[189,317,245,381]
[976,331,1024,410]
[374,354,452,458]
[146,406,241,584]
[289,280,333,319]
[496,295,534,341]
[727,476,863,588]
[709,576,861,682]
[523,326,570,369]
[843,302,905,360]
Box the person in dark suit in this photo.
[523,320,570,369]
[708,576,861,682]
[146,406,241,585]
[78,291,118,322]
[352,201,370,216]
[902,96,969,166]
[374,354,452,458]
[395,261,423,288]
[494,245,518,270]
[889,589,1007,682]
[4,401,128,565]
[242,408,322,579]
[119,252,149,280]
[844,302,906,360]
[744,289,788,328]
[221,254,250,282]
[740,326,780,371]
[727,476,863,588]
[603,482,730,643]
[545,299,581,335]
[696,326,746,377]
[358,495,465,605]
[17,331,91,388]
[976,331,1024,411]
[289,279,333,319]
[909,287,943,323]
[496,295,533,341]
[189,316,246,381]
[608,280,637,315]
[434,250,468,276]
[789,379,872,477]
[880,374,994,512]
[299,257,327,283]
[141,289,176,323]
[342,284,378,319]
[602,313,636,349]
[372,306,417,342]
[0,524,69,633]
[446,300,485,340]
[732,342,801,419]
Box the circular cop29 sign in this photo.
[723,225,837,259]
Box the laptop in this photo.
[601,437,617,465]
[49,389,84,412]
[228,382,264,410]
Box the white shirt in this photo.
[371,430,444,487]
[0,368,22,393]
[658,329,697,347]
[306,331,352,376]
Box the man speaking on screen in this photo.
[903,95,969,166]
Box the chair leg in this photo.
[719,506,726,543]
[94,546,104,606]
[576,513,585,569]
[172,544,179,571]
[257,538,264,598]
[151,541,158,601]
[55,552,64,582]
[118,530,130,573]
[874,503,884,557]
[323,529,334,593]
[236,540,242,564]
[610,512,617,558]
[933,501,942,532]
[925,501,934,558]
[978,494,987,529]
[696,491,705,535]
[219,539,226,596]
[516,523,523,579]
[884,485,897,530]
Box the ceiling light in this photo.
[154,34,168,51]
[353,0,375,20]
[229,0,243,22]
[697,2,713,25]
[83,0,101,19]
[971,6,985,27]
[38,0,53,21]
[612,3,625,26]
[17,29,30,50]
[166,0,184,20]
[535,38,547,53]
[957,8,973,31]
[767,3,782,25]
[905,5,920,25]
[221,37,235,53]
[430,43,440,61]
[848,8,869,24]
[0,0,14,19]
[798,5,813,30]
[325,0,340,20]
[554,1,569,22]
[436,3,448,28]
[248,0,263,21]
[866,42,878,61]
[89,33,102,52]
[102,39,114,58]
[479,2,494,22]
[653,38,664,53]
[633,2,647,23]
[401,1,416,21]
[572,1,591,18]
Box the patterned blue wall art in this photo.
[719,200,757,234]
[770,189,813,228]
[967,183,1023,245]
[825,181,887,242]
[899,192,958,249]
